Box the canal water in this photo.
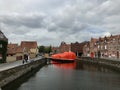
[4,61,120,90]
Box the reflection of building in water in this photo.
[76,62,111,73]
[0,30,8,63]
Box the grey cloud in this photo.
[0,13,46,29]
[0,0,120,46]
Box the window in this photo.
[105,45,107,49]
[98,45,100,49]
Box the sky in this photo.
[0,0,120,46]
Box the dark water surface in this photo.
[4,61,120,90]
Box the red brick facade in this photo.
[7,41,38,57]
[59,42,70,53]
[52,41,88,57]
[71,41,88,56]
[83,34,120,59]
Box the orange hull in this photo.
[51,51,76,62]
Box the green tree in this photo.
[48,46,52,53]
[38,45,52,54]
[38,46,45,53]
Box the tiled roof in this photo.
[7,43,18,54]
[8,43,18,49]
[21,41,38,49]
[16,46,24,53]
[7,41,38,55]
[7,49,16,54]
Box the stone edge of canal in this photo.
[78,57,120,72]
[0,58,47,90]
[1,57,120,89]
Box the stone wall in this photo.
[79,57,120,72]
[0,58,47,88]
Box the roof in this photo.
[91,38,98,43]
[99,34,120,41]
[16,46,24,53]
[21,41,38,49]
[0,30,8,42]
[7,43,18,54]
[8,43,18,49]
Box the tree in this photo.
[38,45,52,54]
[44,46,52,53]
[48,46,52,53]
[38,46,45,53]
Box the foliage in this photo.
[38,46,45,53]
[38,45,52,53]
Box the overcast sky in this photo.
[0,0,120,46]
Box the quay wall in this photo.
[78,57,120,72]
[0,58,47,88]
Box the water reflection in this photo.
[76,61,115,73]
[52,60,114,73]
[2,60,120,90]
[52,61,76,70]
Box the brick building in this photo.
[83,42,90,56]
[83,34,120,59]
[71,41,88,56]
[7,41,38,62]
[52,46,59,54]
[7,43,18,56]
[21,41,38,58]
[59,41,71,53]
[98,35,120,58]
[90,38,99,57]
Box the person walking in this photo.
[27,53,30,62]
[23,54,28,64]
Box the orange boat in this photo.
[51,51,76,63]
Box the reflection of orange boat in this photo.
[51,51,76,63]
[53,62,76,69]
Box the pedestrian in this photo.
[22,59,24,64]
[23,54,28,63]
[28,53,30,62]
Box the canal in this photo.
[3,61,120,90]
